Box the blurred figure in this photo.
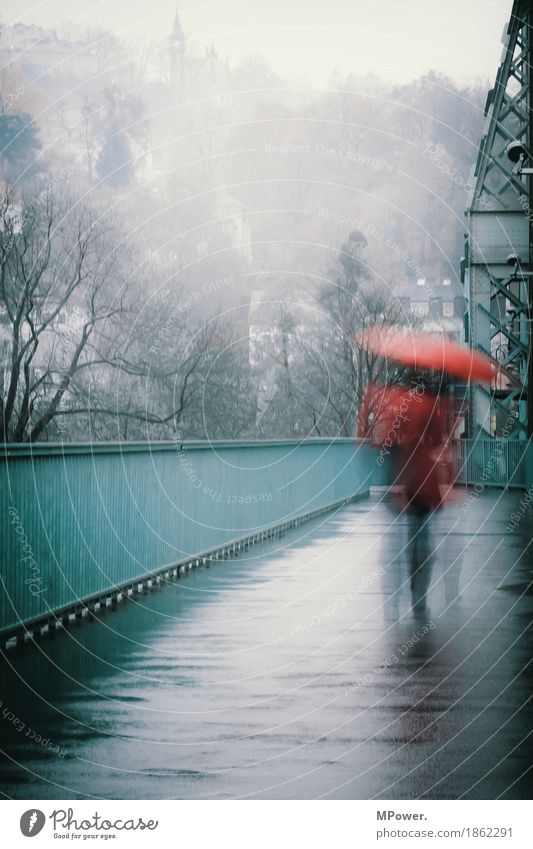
[395,378,445,615]
[359,373,453,617]
[356,326,492,618]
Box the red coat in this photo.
[358,383,453,512]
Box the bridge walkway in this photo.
[1,491,531,800]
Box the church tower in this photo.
[168,7,186,81]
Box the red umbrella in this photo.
[357,326,494,384]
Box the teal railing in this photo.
[452,438,530,488]
[526,440,533,491]
[1,439,376,644]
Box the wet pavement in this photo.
[1,490,532,800]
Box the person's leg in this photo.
[409,509,433,612]
[408,512,421,601]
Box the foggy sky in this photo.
[2,0,511,85]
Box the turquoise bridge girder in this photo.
[464,0,533,438]
[0,439,376,649]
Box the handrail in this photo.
[1,437,368,458]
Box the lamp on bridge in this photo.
[505,140,533,437]
[506,140,533,175]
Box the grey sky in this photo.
[2,0,512,84]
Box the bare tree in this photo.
[253,234,415,439]
[312,229,371,436]
[0,185,132,441]
[250,303,318,438]
[70,286,257,442]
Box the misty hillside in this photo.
[0,16,488,441]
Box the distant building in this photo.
[394,275,465,341]
[0,21,102,80]
[0,20,117,166]
[166,9,232,105]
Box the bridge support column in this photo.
[465,0,532,437]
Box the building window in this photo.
[443,301,454,317]
[417,277,426,287]
[412,301,429,316]
[442,278,451,286]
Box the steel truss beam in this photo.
[465,0,532,437]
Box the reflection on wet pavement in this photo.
[1,491,531,799]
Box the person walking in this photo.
[392,375,449,616]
